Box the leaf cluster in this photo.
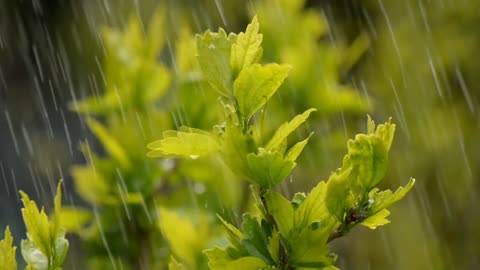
[0,182,68,270]
[147,16,415,269]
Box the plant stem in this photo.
[327,208,367,243]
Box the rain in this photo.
[0,0,479,269]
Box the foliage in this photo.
[0,181,68,270]
[1,2,416,270]
[148,16,414,269]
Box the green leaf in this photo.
[86,118,130,169]
[217,215,245,248]
[231,16,263,76]
[368,178,416,214]
[265,108,316,152]
[196,29,237,97]
[361,209,391,229]
[264,191,294,237]
[324,168,352,222]
[20,181,69,270]
[147,127,219,158]
[240,215,274,264]
[203,247,233,270]
[234,63,290,119]
[246,151,295,189]
[267,229,280,263]
[285,132,314,161]
[372,117,395,152]
[345,133,388,191]
[51,235,69,268]
[19,191,52,258]
[0,226,17,270]
[295,181,333,229]
[223,256,270,270]
[289,219,337,268]
[204,248,270,270]
[51,180,63,242]
[219,125,257,181]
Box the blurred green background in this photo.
[1,0,479,269]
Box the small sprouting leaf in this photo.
[147,127,219,158]
[265,108,316,152]
[367,115,375,134]
[233,63,290,120]
[361,209,391,229]
[246,151,295,189]
[196,29,237,97]
[0,226,17,270]
[231,16,263,76]
[86,118,131,169]
[291,192,307,209]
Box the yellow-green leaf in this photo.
[19,191,52,258]
[224,256,269,270]
[234,63,290,119]
[52,180,63,241]
[196,29,237,97]
[361,209,391,229]
[246,151,295,189]
[265,108,316,152]
[369,178,416,214]
[147,127,219,158]
[231,16,263,76]
[0,226,17,270]
[285,132,314,161]
[264,191,294,237]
